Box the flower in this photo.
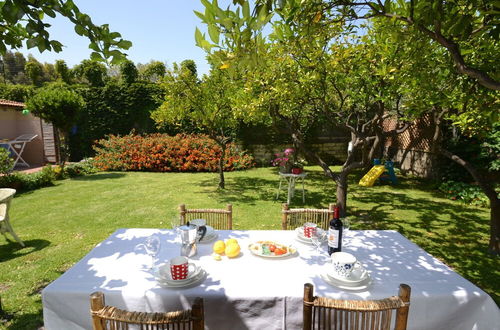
[271,148,295,168]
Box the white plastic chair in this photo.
[0,188,25,247]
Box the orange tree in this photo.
[151,62,242,189]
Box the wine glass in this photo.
[144,235,161,270]
[310,230,323,253]
[342,217,351,236]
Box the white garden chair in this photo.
[0,188,25,247]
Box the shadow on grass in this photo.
[72,173,126,181]
[197,172,336,207]
[2,311,43,330]
[349,190,499,305]
[0,239,51,263]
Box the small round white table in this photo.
[276,172,307,204]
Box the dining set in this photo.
[42,203,500,330]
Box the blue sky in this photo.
[17,0,213,75]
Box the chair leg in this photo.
[2,217,25,247]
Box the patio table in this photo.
[42,229,499,330]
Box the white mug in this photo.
[330,252,362,278]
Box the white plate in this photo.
[157,269,206,288]
[326,266,369,284]
[248,241,297,258]
[320,272,372,291]
[154,264,201,284]
[294,228,326,245]
[199,232,218,244]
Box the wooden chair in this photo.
[303,283,411,330]
[90,292,204,330]
[179,204,233,230]
[282,203,335,230]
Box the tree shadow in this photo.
[197,172,336,208]
[1,311,43,330]
[0,239,51,263]
[348,190,499,305]
[72,173,126,181]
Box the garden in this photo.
[0,0,499,329]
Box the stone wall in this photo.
[244,141,348,165]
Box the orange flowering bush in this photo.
[92,134,254,172]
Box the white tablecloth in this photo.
[42,229,499,330]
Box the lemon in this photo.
[225,243,241,258]
[226,238,238,246]
[212,253,222,261]
[213,240,226,254]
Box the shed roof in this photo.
[0,99,25,108]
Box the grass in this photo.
[1,166,499,329]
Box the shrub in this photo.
[438,180,495,207]
[0,166,55,191]
[0,147,14,174]
[92,134,254,172]
[61,159,99,178]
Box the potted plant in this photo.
[271,148,295,173]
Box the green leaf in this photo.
[242,1,250,19]
[208,24,220,44]
[116,40,132,49]
[26,38,37,49]
[74,25,86,36]
[195,27,204,47]
[194,10,206,22]
[90,52,105,61]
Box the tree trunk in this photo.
[336,171,348,217]
[490,198,500,255]
[218,142,226,189]
[440,147,500,255]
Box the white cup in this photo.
[330,252,362,278]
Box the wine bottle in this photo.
[327,206,343,255]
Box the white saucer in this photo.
[320,272,372,291]
[326,266,369,284]
[157,269,206,288]
[154,264,201,285]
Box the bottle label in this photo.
[328,228,340,248]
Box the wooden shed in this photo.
[0,99,58,166]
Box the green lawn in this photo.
[0,166,498,329]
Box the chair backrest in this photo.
[282,203,335,230]
[90,292,204,330]
[303,283,411,330]
[179,204,233,230]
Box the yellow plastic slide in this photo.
[359,165,386,187]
